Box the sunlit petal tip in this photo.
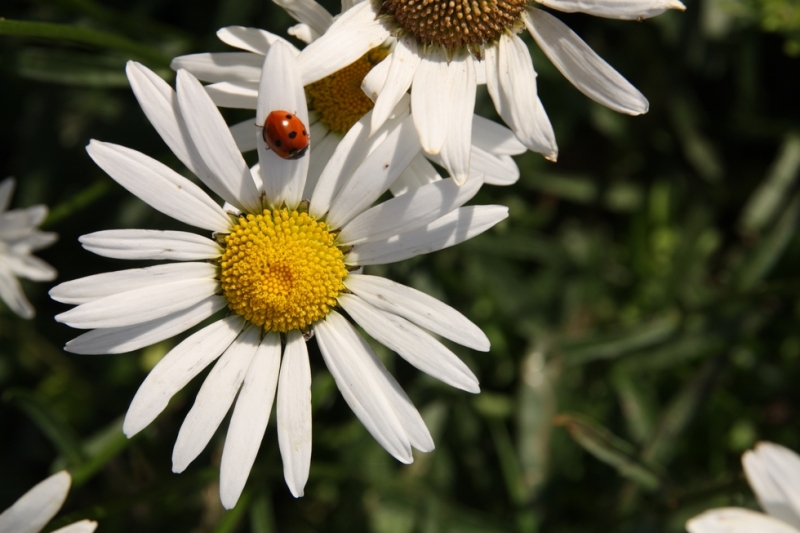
[669,0,687,10]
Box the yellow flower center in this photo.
[305,47,390,135]
[219,208,348,333]
[380,0,527,49]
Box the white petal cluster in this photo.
[687,442,800,533]
[0,471,97,533]
[171,24,525,187]
[0,178,57,319]
[50,45,507,507]
[295,0,684,173]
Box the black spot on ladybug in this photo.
[302,130,307,136]
[274,139,282,147]
[288,131,297,139]
[285,114,293,120]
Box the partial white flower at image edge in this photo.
[0,471,97,533]
[50,45,507,509]
[0,177,57,319]
[687,441,800,533]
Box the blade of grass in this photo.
[0,19,169,66]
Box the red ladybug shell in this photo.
[262,110,309,160]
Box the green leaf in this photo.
[555,413,661,490]
[15,48,130,87]
[740,133,800,232]
[516,349,556,501]
[735,192,800,291]
[3,388,85,466]
[561,311,681,366]
[0,19,169,66]
[69,417,130,487]
[641,357,722,467]
[43,180,113,228]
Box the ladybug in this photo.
[262,110,309,160]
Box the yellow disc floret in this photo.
[219,208,348,333]
[305,47,390,135]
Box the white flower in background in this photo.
[171,25,525,187]
[50,47,507,508]
[0,471,97,533]
[292,0,684,176]
[687,442,800,533]
[0,178,57,319]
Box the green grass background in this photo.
[1,0,800,530]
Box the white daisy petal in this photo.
[171,52,263,83]
[438,51,476,185]
[288,23,318,44]
[126,61,207,177]
[411,46,451,155]
[344,274,489,351]
[206,81,259,109]
[304,128,339,199]
[0,267,35,319]
[524,8,649,115]
[230,118,258,152]
[256,42,310,208]
[297,1,390,86]
[78,229,222,261]
[309,111,372,218]
[277,330,313,498]
[172,325,262,473]
[16,231,58,252]
[6,254,57,281]
[123,315,245,437]
[470,149,520,186]
[474,58,487,85]
[485,33,558,160]
[369,36,420,134]
[361,47,391,102]
[176,70,264,213]
[534,0,686,20]
[326,114,421,229]
[0,471,71,533]
[310,97,411,218]
[390,153,442,196]
[55,277,219,330]
[339,175,483,245]
[86,140,231,233]
[65,296,227,355]
[217,26,299,55]
[0,207,47,240]
[686,508,800,533]
[272,0,334,36]
[50,262,216,305]
[743,442,800,528]
[314,310,413,463]
[472,115,527,155]
[339,293,480,393]
[220,332,281,509]
[51,520,98,533]
[347,204,508,265]
[0,178,15,213]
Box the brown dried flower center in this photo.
[381,0,526,49]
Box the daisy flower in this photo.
[50,46,507,508]
[0,471,97,533]
[293,0,685,175]
[687,442,800,533]
[0,177,57,319]
[171,25,526,186]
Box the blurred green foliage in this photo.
[1,0,800,531]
